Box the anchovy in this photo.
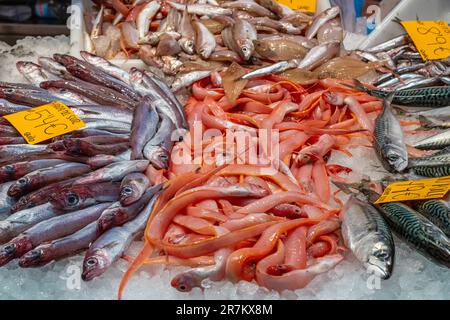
[0,203,111,266]
[374,201,450,268]
[365,34,410,53]
[354,80,450,107]
[82,192,159,280]
[97,185,161,233]
[340,195,394,279]
[373,95,408,172]
[7,162,91,198]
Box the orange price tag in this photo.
[276,0,316,12]
[374,176,450,204]
[401,20,450,60]
[3,102,85,144]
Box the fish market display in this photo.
[0,52,181,280]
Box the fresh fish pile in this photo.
[0,51,185,280]
[83,2,380,91]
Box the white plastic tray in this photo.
[70,0,331,70]
[359,0,450,50]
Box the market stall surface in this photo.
[0,36,448,300]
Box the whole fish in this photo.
[143,113,175,169]
[0,137,26,145]
[0,203,63,244]
[171,70,212,92]
[50,182,121,211]
[70,105,133,123]
[168,2,233,16]
[341,195,394,279]
[120,172,150,206]
[373,95,408,172]
[0,182,16,215]
[97,185,161,233]
[254,0,288,18]
[7,163,91,198]
[82,193,159,281]
[137,1,161,39]
[395,77,441,91]
[178,11,195,55]
[73,160,149,185]
[354,80,450,107]
[412,197,450,237]
[254,39,308,61]
[375,201,450,268]
[240,60,298,80]
[305,6,340,40]
[365,34,410,53]
[232,19,257,61]
[222,0,276,18]
[90,4,104,39]
[374,63,427,86]
[16,62,49,85]
[37,57,76,80]
[19,221,98,268]
[296,41,340,71]
[193,21,216,60]
[413,129,450,150]
[130,97,159,160]
[80,51,131,84]
[0,87,75,106]
[0,203,111,266]
[0,159,67,183]
[377,74,424,89]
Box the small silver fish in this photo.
[305,6,340,40]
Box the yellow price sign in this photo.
[3,102,85,144]
[401,20,450,60]
[276,0,316,12]
[374,176,450,204]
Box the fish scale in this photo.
[408,155,450,177]
[413,200,450,237]
[376,202,450,267]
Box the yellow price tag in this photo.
[276,0,316,12]
[401,20,450,60]
[374,176,450,204]
[3,102,85,145]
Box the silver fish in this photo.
[395,77,441,91]
[171,70,211,92]
[80,51,131,84]
[232,19,257,61]
[178,11,196,55]
[374,95,408,172]
[341,195,394,279]
[137,1,161,39]
[365,34,410,53]
[91,4,104,39]
[222,0,276,18]
[305,6,340,40]
[168,2,233,16]
[413,129,450,150]
[143,113,175,169]
[193,21,216,59]
[16,62,49,85]
[296,41,340,71]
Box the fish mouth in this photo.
[0,243,17,266]
[19,249,45,268]
[367,256,391,280]
[82,253,110,281]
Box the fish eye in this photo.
[387,154,399,161]
[17,178,27,185]
[86,258,97,267]
[66,193,79,206]
[122,186,133,195]
[242,47,248,52]
[160,154,169,161]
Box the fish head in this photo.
[385,147,408,172]
[170,273,198,292]
[19,248,51,268]
[97,209,119,233]
[50,187,94,211]
[120,185,138,206]
[236,40,254,61]
[179,38,195,55]
[323,92,345,106]
[82,250,111,281]
[367,242,394,280]
[7,176,30,198]
[148,147,171,170]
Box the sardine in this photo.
[0,203,111,266]
[373,95,408,172]
[341,195,394,279]
[81,192,159,281]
